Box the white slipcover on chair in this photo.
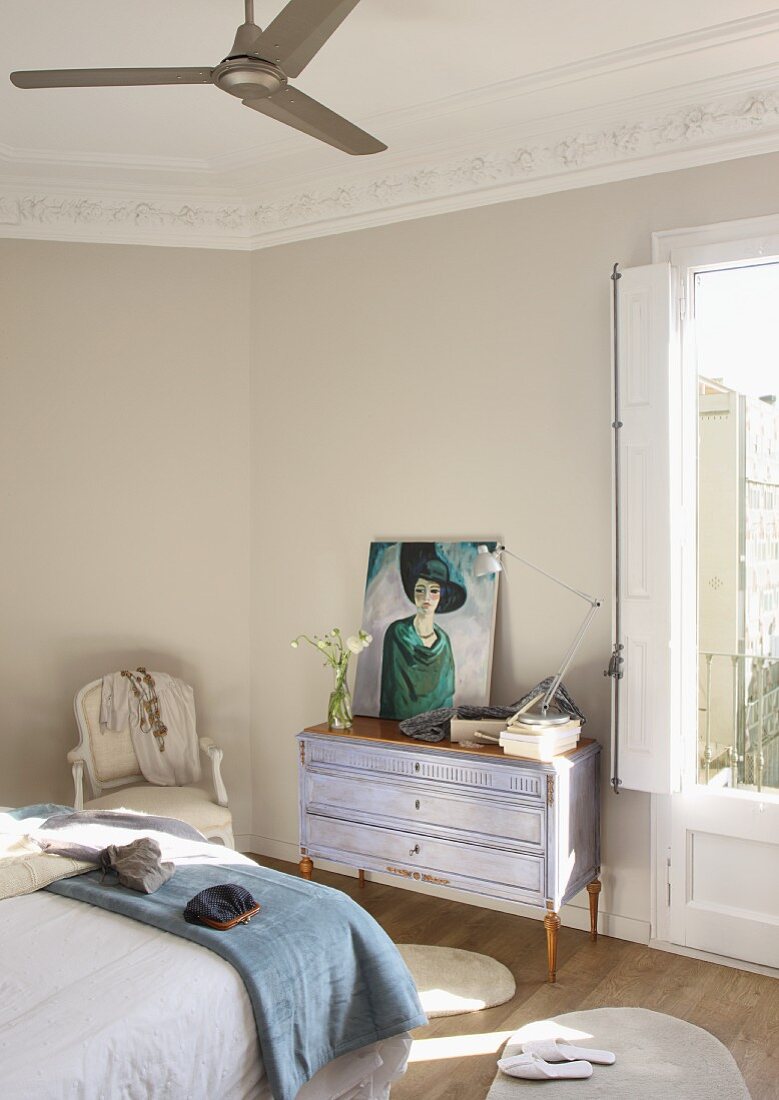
[68,678,234,847]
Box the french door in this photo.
[616,230,779,968]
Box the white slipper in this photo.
[497,1052,593,1080]
[521,1038,616,1066]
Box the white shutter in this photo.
[614,262,686,795]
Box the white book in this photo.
[502,723,581,743]
[501,727,580,748]
[500,734,579,760]
[449,717,506,744]
[505,717,582,737]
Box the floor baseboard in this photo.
[649,938,779,978]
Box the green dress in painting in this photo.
[379,616,455,720]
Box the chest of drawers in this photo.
[297,717,601,981]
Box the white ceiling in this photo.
[3,1,779,247]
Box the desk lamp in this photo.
[474,543,602,727]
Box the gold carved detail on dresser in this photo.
[386,866,413,878]
[299,741,305,765]
[547,775,555,806]
[385,865,433,883]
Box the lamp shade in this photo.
[474,544,502,577]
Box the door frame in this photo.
[650,214,779,959]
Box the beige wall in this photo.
[3,150,779,934]
[249,151,779,936]
[0,240,254,834]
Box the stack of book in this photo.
[499,715,582,761]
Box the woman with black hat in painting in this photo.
[379,544,467,720]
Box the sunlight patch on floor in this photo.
[418,987,486,1014]
[509,1021,594,1043]
[408,1031,515,1063]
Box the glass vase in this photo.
[328,668,353,730]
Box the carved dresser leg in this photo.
[358,869,366,889]
[586,877,602,941]
[544,909,560,983]
[299,855,313,880]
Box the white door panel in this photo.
[670,791,779,967]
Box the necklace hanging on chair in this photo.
[121,667,168,752]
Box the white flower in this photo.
[291,626,370,664]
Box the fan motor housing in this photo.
[213,57,286,100]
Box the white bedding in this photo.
[0,818,410,1100]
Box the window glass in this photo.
[695,263,779,791]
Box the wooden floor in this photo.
[251,856,778,1100]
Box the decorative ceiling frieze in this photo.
[2,72,779,250]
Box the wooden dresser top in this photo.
[301,715,595,762]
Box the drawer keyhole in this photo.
[414,763,421,772]
[414,799,420,810]
[409,844,420,856]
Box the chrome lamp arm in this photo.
[538,598,602,716]
[475,543,602,722]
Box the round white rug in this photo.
[398,944,516,1019]
[487,1007,751,1098]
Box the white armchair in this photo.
[68,678,234,847]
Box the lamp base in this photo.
[512,705,571,727]
[510,689,572,727]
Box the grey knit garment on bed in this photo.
[398,678,586,742]
[37,836,175,894]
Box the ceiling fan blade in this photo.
[243,86,385,154]
[255,0,362,78]
[10,67,213,90]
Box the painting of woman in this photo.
[379,547,466,719]
[352,540,499,721]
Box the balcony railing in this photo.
[699,651,779,792]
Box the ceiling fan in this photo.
[9,0,386,156]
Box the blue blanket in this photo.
[8,807,427,1100]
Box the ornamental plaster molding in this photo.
[2,79,779,250]
[0,193,249,244]
[243,85,779,238]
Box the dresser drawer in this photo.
[306,737,544,801]
[305,769,545,852]
[305,814,546,904]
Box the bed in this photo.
[0,806,423,1100]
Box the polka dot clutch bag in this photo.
[183,883,261,930]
